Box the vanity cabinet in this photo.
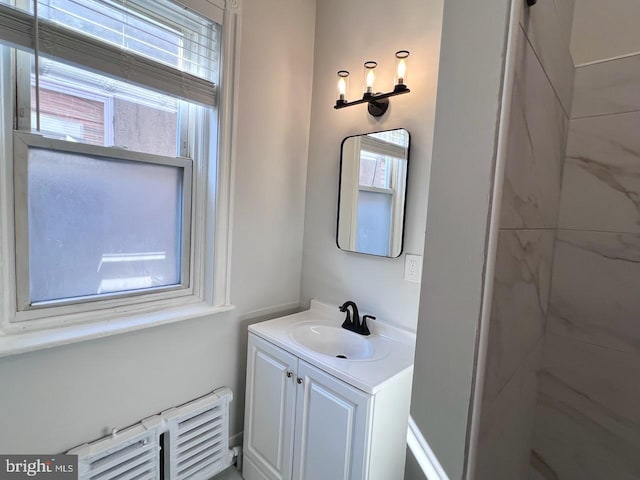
[243,334,298,480]
[243,332,411,480]
[292,358,370,480]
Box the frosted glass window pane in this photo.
[28,148,183,303]
[356,191,392,256]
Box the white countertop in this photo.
[248,300,416,394]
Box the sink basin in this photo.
[289,323,375,360]
[249,300,415,392]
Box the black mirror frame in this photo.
[336,128,411,258]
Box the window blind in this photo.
[0,0,221,106]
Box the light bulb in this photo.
[363,61,377,96]
[397,59,406,84]
[366,69,375,88]
[336,70,349,105]
[394,50,410,91]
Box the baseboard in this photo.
[407,416,450,480]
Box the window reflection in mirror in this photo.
[337,128,410,257]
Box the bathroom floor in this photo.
[213,466,243,480]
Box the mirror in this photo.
[337,128,410,257]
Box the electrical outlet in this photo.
[404,254,422,283]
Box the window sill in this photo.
[0,302,235,358]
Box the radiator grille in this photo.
[70,429,159,480]
[166,389,232,480]
[68,388,234,480]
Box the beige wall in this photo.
[571,0,640,65]
[0,0,316,454]
[300,0,443,332]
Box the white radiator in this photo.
[162,389,232,480]
[68,388,234,480]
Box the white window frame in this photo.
[13,131,194,314]
[0,0,241,356]
[32,76,115,144]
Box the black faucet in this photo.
[339,300,372,336]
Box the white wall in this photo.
[0,0,316,454]
[409,0,512,478]
[231,0,315,316]
[571,0,640,65]
[300,0,443,332]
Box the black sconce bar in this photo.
[334,88,411,117]
[334,50,411,118]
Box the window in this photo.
[29,56,184,154]
[0,0,237,341]
[355,134,409,256]
[14,133,192,309]
[33,77,113,145]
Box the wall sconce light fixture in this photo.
[336,70,349,104]
[334,50,411,117]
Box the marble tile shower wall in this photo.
[475,1,574,478]
[531,53,640,479]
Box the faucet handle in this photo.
[360,315,374,336]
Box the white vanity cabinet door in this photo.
[292,360,371,480]
[244,334,298,480]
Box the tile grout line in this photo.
[499,227,640,235]
[575,50,640,68]
[544,328,636,356]
[572,108,640,121]
[556,227,640,235]
[519,23,572,120]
